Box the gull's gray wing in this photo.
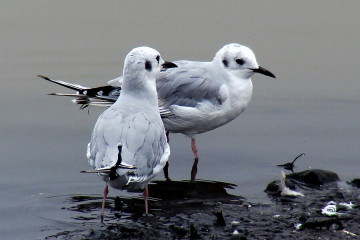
[156,61,228,109]
[88,108,169,181]
[41,60,228,112]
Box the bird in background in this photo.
[39,43,275,182]
[82,46,175,222]
[277,153,306,172]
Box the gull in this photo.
[82,46,174,222]
[39,43,275,181]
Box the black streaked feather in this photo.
[109,145,123,180]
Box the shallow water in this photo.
[1,1,359,239]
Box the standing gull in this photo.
[84,47,174,222]
[40,43,275,181]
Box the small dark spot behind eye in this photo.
[145,60,152,71]
[222,59,229,68]
[236,59,245,65]
[156,55,160,64]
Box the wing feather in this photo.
[88,108,168,181]
[157,61,227,108]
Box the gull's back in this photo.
[157,60,227,109]
[88,103,169,190]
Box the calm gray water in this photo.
[1,1,359,239]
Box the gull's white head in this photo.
[122,46,177,91]
[123,46,164,79]
[214,43,275,79]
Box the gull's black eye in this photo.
[156,55,160,64]
[145,60,152,71]
[236,59,245,65]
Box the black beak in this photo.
[252,66,276,78]
[161,61,178,71]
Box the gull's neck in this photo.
[116,74,159,109]
[225,71,253,109]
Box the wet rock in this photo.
[266,169,340,196]
[287,169,339,186]
[212,210,226,226]
[148,180,238,200]
[114,196,123,210]
[264,180,281,195]
[189,224,201,239]
[171,224,188,238]
[45,176,360,240]
[297,217,344,230]
[230,233,247,240]
[348,178,360,188]
[264,176,297,196]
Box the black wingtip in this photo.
[37,74,51,81]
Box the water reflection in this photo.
[66,179,242,222]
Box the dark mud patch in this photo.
[45,171,360,239]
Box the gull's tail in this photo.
[81,163,137,173]
[38,75,119,109]
[39,75,173,117]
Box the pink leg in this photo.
[143,185,149,214]
[191,137,199,160]
[100,184,108,224]
[191,137,199,182]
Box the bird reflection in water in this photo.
[67,180,242,222]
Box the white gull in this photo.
[83,46,173,222]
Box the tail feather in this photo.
[40,74,119,109]
[38,75,89,91]
[81,163,137,173]
[40,75,173,117]
[47,93,87,97]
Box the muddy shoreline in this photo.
[45,170,360,239]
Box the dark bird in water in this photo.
[277,153,305,172]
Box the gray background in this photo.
[0,1,359,238]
